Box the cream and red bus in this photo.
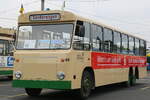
[13,10,147,99]
[0,27,15,78]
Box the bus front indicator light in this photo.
[15,71,22,79]
[57,72,65,80]
[16,59,20,63]
[61,59,65,62]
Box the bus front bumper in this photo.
[12,80,71,90]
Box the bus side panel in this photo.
[70,50,91,89]
[91,52,147,87]
[0,56,14,76]
[91,52,128,87]
[126,55,147,79]
[94,68,128,86]
[138,67,147,78]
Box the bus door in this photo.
[73,21,91,82]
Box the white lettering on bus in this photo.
[128,58,145,64]
[97,56,122,64]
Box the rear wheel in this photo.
[130,73,136,86]
[124,69,136,87]
[79,70,93,99]
[25,88,42,96]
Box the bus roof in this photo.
[0,27,16,36]
[0,27,15,41]
[18,10,146,41]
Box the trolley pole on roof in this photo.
[41,0,45,11]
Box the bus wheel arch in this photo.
[25,88,42,97]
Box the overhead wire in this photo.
[1,0,148,27]
[46,1,150,27]
[0,0,40,15]
[0,0,40,24]
[0,17,16,21]
[0,0,149,35]
[47,0,99,2]
[46,1,150,36]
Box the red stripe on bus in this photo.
[91,52,146,69]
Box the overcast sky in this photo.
[0,0,150,46]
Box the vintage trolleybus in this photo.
[13,10,147,99]
[0,28,15,78]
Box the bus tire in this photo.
[25,88,42,96]
[124,68,136,87]
[79,70,93,99]
[8,76,13,79]
[130,73,136,86]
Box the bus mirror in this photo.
[75,25,85,37]
[79,26,85,37]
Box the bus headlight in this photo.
[57,72,65,80]
[14,71,22,79]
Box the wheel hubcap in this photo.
[82,77,91,96]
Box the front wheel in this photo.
[25,88,42,96]
[79,70,93,99]
[7,76,13,80]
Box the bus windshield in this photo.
[17,24,73,50]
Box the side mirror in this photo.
[75,25,85,37]
[79,26,85,37]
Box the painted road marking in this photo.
[6,93,27,98]
[0,90,53,99]
[0,94,27,99]
[0,96,6,98]
[141,86,150,90]
[0,84,11,87]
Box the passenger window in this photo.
[73,21,90,50]
[129,37,134,55]
[135,38,140,55]
[0,40,10,56]
[83,22,91,50]
[113,31,121,53]
[139,40,146,56]
[121,34,128,54]
[103,28,113,53]
[92,24,103,51]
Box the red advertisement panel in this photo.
[91,52,146,69]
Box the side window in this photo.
[121,34,128,54]
[83,22,90,50]
[0,40,9,56]
[103,28,113,52]
[73,21,90,50]
[92,24,103,51]
[113,31,121,53]
[135,38,140,55]
[140,40,146,56]
[129,36,134,55]
[8,41,14,56]
[0,40,4,55]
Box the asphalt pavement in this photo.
[0,72,150,100]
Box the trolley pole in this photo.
[41,0,45,11]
